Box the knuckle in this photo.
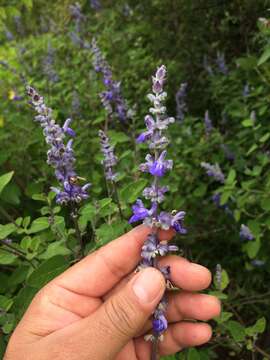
[103,295,136,338]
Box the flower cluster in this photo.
[220,144,235,161]
[201,162,225,183]
[243,83,250,98]
[240,224,254,241]
[204,110,213,136]
[99,130,118,181]
[90,0,101,10]
[43,42,59,83]
[130,65,186,342]
[26,86,90,204]
[175,82,188,122]
[69,3,86,47]
[91,39,128,122]
[203,55,214,76]
[212,193,231,215]
[216,51,228,75]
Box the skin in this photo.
[4,225,221,360]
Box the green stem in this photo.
[0,240,37,269]
[70,206,84,259]
[151,336,159,360]
[112,181,124,221]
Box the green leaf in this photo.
[220,269,229,290]
[39,240,71,259]
[0,223,16,239]
[258,46,270,66]
[108,130,130,144]
[0,171,14,195]
[260,198,270,211]
[12,286,37,320]
[246,317,266,336]
[226,169,236,185]
[193,184,207,197]
[27,255,69,289]
[245,238,261,259]
[246,144,258,156]
[0,295,13,311]
[27,217,50,234]
[214,311,233,324]
[226,320,246,342]
[0,250,17,265]
[96,221,129,246]
[187,348,200,360]
[259,132,270,143]
[120,179,148,204]
[241,119,254,127]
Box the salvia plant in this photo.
[26,86,91,205]
[175,82,188,122]
[129,65,187,358]
[91,38,128,124]
[201,162,225,183]
[204,110,213,136]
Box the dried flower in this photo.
[26,85,90,204]
[201,162,225,183]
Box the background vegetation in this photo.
[0,0,270,358]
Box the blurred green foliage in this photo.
[0,0,270,358]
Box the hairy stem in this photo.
[0,240,37,269]
[70,205,84,259]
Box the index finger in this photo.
[54,225,175,297]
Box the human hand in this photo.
[4,225,220,360]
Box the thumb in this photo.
[90,267,165,359]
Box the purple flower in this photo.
[141,234,178,262]
[251,259,265,267]
[91,39,128,122]
[220,144,235,161]
[175,82,188,122]
[240,224,254,241]
[129,200,157,224]
[42,41,59,83]
[143,185,168,203]
[26,86,90,204]
[158,211,186,234]
[201,162,225,183]
[243,83,250,97]
[130,66,186,345]
[140,151,173,177]
[99,130,118,181]
[203,55,214,76]
[216,51,228,75]
[90,0,101,10]
[63,118,76,137]
[204,110,213,136]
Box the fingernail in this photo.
[132,268,164,304]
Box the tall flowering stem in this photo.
[26,86,90,257]
[175,82,188,122]
[91,39,128,125]
[99,130,123,220]
[130,66,186,358]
